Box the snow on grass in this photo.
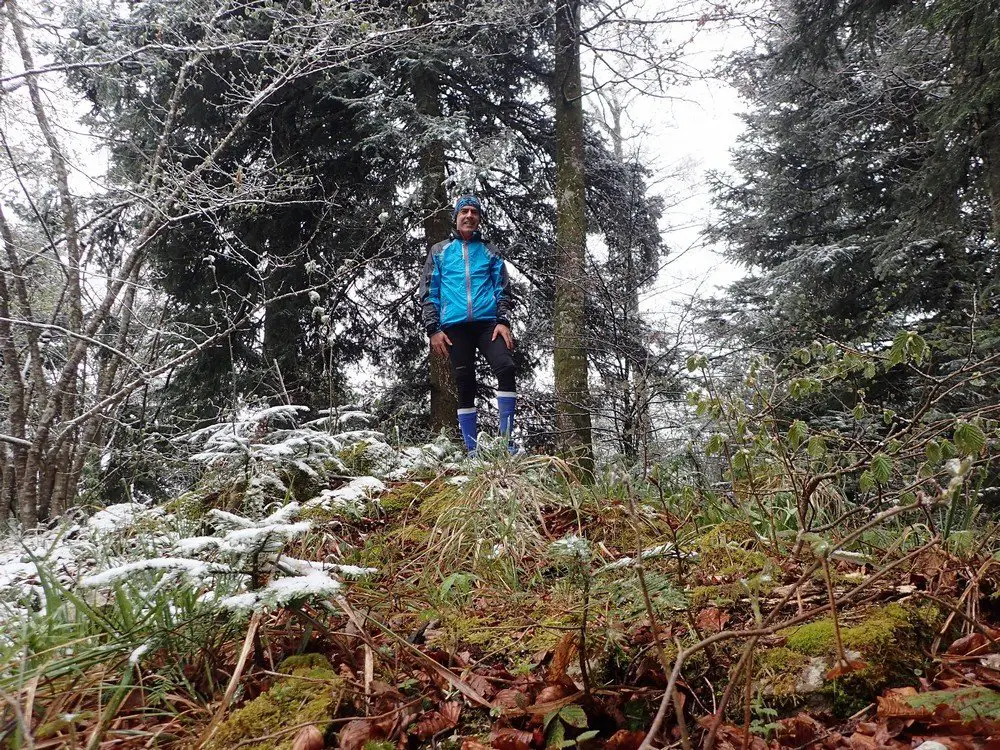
[87,503,147,532]
[220,572,343,610]
[1,406,459,654]
[306,477,385,515]
[80,558,216,588]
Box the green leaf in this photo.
[706,433,726,456]
[852,404,865,421]
[887,331,909,369]
[940,440,957,460]
[686,354,707,372]
[546,717,566,748]
[559,704,588,729]
[883,409,896,425]
[576,730,600,743]
[954,421,986,455]
[925,441,942,464]
[871,454,892,484]
[544,709,560,731]
[788,420,808,450]
[859,470,875,493]
[907,332,928,364]
[807,435,827,458]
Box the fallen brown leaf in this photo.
[773,712,825,745]
[290,725,325,750]
[547,633,577,684]
[339,719,383,750]
[494,689,530,711]
[848,734,878,750]
[696,607,731,633]
[878,687,927,721]
[467,673,497,700]
[604,729,646,750]
[535,685,570,704]
[411,701,461,740]
[489,727,535,750]
[697,718,771,750]
[947,632,990,657]
[826,658,869,680]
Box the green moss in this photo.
[280,466,323,505]
[338,441,373,475]
[755,647,810,698]
[784,603,914,657]
[696,522,770,577]
[380,481,431,513]
[392,524,432,545]
[687,585,731,608]
[162,492,206,523]
[784,619,837,656]
[363,742,397,750]
[697,521,758,550]
[205,655,343,750]
[770,603,941,716]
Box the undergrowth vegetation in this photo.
[1,335,998,748]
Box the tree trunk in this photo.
[553,0,594,475]
[981,115,1000,240]
[411,42,458,436]
[8,0,86,523]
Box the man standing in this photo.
[419,196,516,453]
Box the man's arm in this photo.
[489,246,513,327]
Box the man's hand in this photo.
[430,330,452,358]
[492,323,514,351]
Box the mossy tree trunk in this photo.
[411,47,458,435]
[553,0,594,475]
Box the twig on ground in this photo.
[197,610,263,748]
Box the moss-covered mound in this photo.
[756,603,940,716]
[205,654,344,750]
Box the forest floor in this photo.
[2,431,1000,749]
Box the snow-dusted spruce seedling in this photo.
[80,502,375,616]
[178,403,461,512]
[0,405,460,680]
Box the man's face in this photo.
[457,205,481,234]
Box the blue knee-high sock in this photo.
[497,392,516,447]
[457,408,478,452]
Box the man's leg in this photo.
[447,324,479,452]
[478,324,517,449]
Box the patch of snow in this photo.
[87,503,146,532]
[172,537,221,555]
[221,572,342,611]
[80,558,214,588]
[129,643,151,665]
[306,477,386,514]
[220,522,311,554]
[550,535,591,561]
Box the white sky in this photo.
[586,22,751,321]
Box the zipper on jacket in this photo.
[463,241,473,320]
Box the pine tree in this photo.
[708,0,999,405]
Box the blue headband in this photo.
[452,195,483,224]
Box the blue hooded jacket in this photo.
[419,229,512,334]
